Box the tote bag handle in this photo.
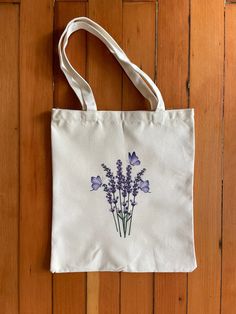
[58,17,165,111]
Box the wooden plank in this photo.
[122,2,156,111]
[87,272,120,314]
[53,273,86,314]
[53,3,87,313]
[120,3,155,314]
[221,6,236,314]
[19,0,53,313]
[156,0,189,109]
[56,0,87,2]
[86,1,122,313]
[120,274,153,314]
[187,0,224,313]
[0,4,19,314]
[155,1,189,312]
[0,0,20,3]
[53,2,87,110]
[56,0,155,1]
[87,0,123,110]
[123,0,155,2]
[155,275,187,314]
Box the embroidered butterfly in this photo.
[139,180,150,193]
[90,176,102,191]
[128,151,141,166]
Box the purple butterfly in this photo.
[139,180,150,193]
[128,152,140,166]
[90,176,102,191]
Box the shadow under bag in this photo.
[50,17,197,272]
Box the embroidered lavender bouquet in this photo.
[90,152,150,238]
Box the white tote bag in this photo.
[50,17,197,273]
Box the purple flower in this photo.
[90,152,150,238]
[103,184,112,204]
[122,201,127,207]
[128,152,141,166]
[113,197,118,205]
[121,178,127,198]
[132,168,146,196]
[116,160,123,190]
[90,176,102,191]
[102,163,116,193]
[130,200,137,207]
[124,206,129,213]
[139,180,150,193]
[132,182,139,197]
[125,165,132,194]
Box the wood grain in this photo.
[121,3,155,314]
[122,2,156,111]
[0,0,20,3]
[155,1,189,313]
[123,0,155,2]
[155,275,187,314]
[56,0,87,2]
[53,2,87,110]
[0,1,235,313]
[222,5,236,314]
[19,0,53,313]
[156,0,189,109]
[86,1,122,313]
[53,3,87,313]
[188,0,224,313]
[0,4,19,314]
[87,0,123,110]
[53,273,86,314]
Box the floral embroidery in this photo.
[90,152,150,238]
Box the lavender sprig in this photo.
[121,165,132,232]
[127,168,146,235]
[91,153,150,237]
[102,163,116,193]
[102,184,112,206]
[102,163,122,236]
[103,184,118,232]
[116,160,129,237]
[116,160,123,190]
[125,165,132,195]
[132,168,146,197]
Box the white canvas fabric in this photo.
[50,17,197,273]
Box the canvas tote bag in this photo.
[50,17,197,273]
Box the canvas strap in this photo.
[58,17,165,111]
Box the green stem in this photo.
[122,214,126,238]
[128,196,136,236]
[125,193,130,233]
[128,210,134,235]
[116,211,122,237]
[119,190,126,238]
[113,192,121,237]
[112,211,118,232]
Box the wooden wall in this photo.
[0,0,236,313]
